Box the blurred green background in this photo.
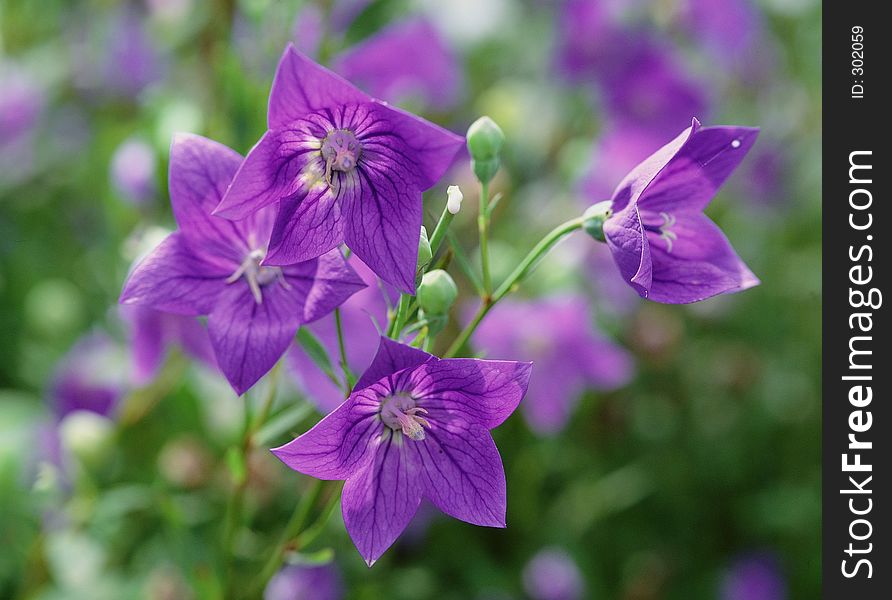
[1,0,820,598]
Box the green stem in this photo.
[428,205,455,257]
[251,479,323,596]
[294,483,343,550]
[478,180,492,297]
[387,293,412,338]
[444,216,586,357]
[334,308,355,392]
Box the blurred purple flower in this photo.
[736,144,786,207]
[680,0,763,70]
[288,256,396,413]
[600,118,759,304]
[103,8,164,98]
[473,296,633,435]
[721,553,787,600]
[120,134,365,394]
[120,305,216,386]
[332,18,463,110]
[50,332,129,419]
[0,63,44,143]
[292,3,326,58]
[265,563,343,600]
[581,126,666,201]
[330,0,373,33]
[273,338,531,565]
[214,45,464,293]
[110,137,157,205]
[523,547,585,600]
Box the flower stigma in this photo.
[380,393,430,441]
[321,129,361,186]
[225,248,290,304]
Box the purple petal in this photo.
[170,133,274,264]
[213,130,314,221]
[409,421,506,527]
[354,337,433,391]
[264,176,353,266]
[332,18,463,111]
[282,249,367,322]
[646,213,759,304]
[268,44,371,130]
[271,389,382,479]
[346,159,423,293]
[364,102,464,190]
[119,233,227,315]
[341,433,422,566]
[636,125,760,213]
[410,358,532,430]
[603,206,652,298]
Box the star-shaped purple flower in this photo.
[272,337,531,565]
[119,133,366,395]
[601,118,760,304]
[213,44,465,294]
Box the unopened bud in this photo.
[59,410,115,469]
[467,117,504,184]
[446,185,463,215]
[417,270,458,315]
[417,226,432,272]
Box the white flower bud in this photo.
[446,185,463,215]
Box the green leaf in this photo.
[295,328,341,388]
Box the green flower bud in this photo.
[417,270,458,315]
[581,200,613,243]
[417,226,432,272]
[467,117,505,184]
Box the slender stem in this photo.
[388,293,412,338]
[333,308,354,392]
[251,479,323,596]
[428,206,455,257]
[478,180,492,297]
[294,483,343,550]
[444,216,586,357]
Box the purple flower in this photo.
[473,296,632,435]
[288,256,396,413]
[720,553,786,600]
[213,45,464,294]
[0,62,44,143]
[332,18,463,111]
[265,563,343,600]
[50,332,129,419]
[110,137,157,205]
[272,337,531,565]
[119,133,366,394]
[600,118,759,304]
[522,547,585,600]
[120,305,216,386]
[680,0,763,69]
[102,8,164,98]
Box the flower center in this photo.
[321,129,361,185]
[225,248,290,304]
[643,212,678,253]
[380,393,430,442]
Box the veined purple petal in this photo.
[603,205,652,298]
[354,337,434,391]
[341,432,423,566]
[268,44,371,130]
[408,420,506,527]
[409,358,532,430]
[283,249,367,323]
[119,233,228,315]
[346,158,423,293]
[271,390,382,479]
[170,133,275,266]
[646,213,759,304]
[332,18,463,111]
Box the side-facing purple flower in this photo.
[120,305,216,386]
[332,18,463,111]
[599,118,759,304]
[288,256,396,413]
[213,45,464,294]
[120,133,366,394]
[473,296,633,435]
[272,337,531,565]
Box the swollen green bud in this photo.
[417,270,458,315]
[581,200,613,243]
[59,410,115,470]
[417,226,432,272]
[467,117,505,184]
